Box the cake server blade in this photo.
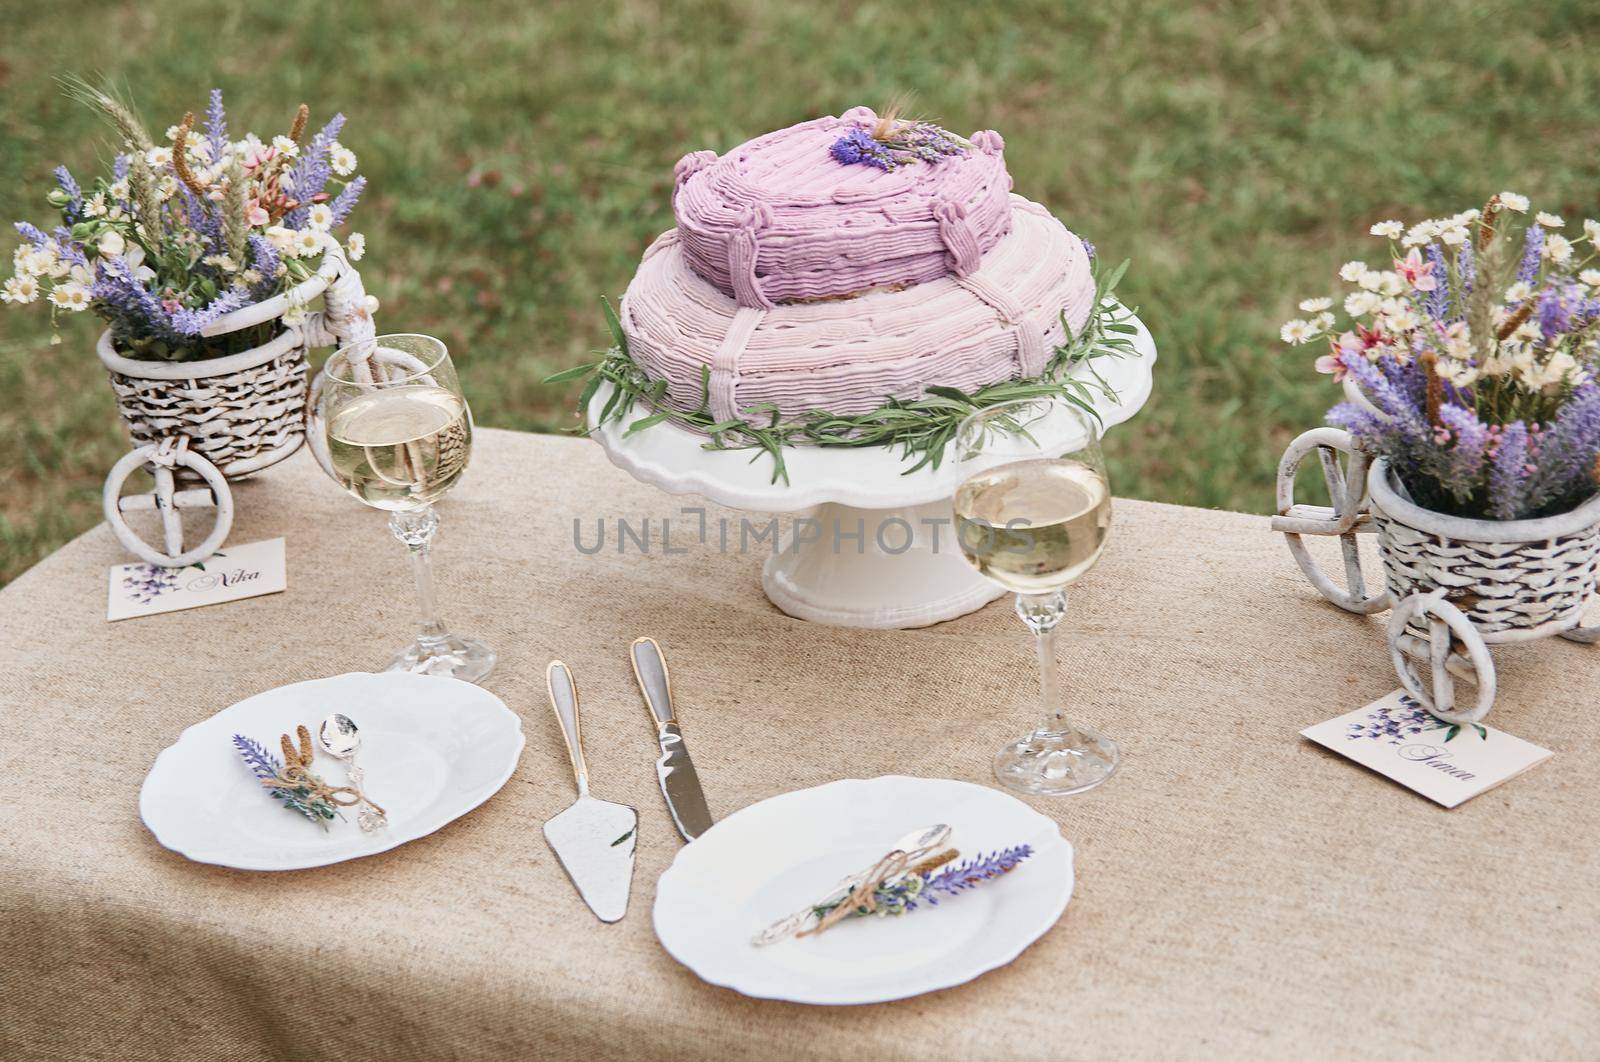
[543,661,637,922]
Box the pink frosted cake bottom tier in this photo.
[619,195,1096,423]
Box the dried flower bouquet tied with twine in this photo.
[797,844,1035,939]
[232,725,360,829]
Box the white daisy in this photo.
[1280,319,1317,345]
[1,275,40,304]
[305,203,334,231]
[1580,270,1600,288]
[1369,220,1404,239]
[48,282,90,311]
[1585,220,1600,243]
[291,229,325,257]
[1344,290,1381,316]
[1504,281,1533,303]
[1358,269,1384,292]
[1545,233,1574,264]
[1338,260,1368,283]
[81,193,107,218]
[1498,192,1529,213]
[1536,211,1565,228]
[1377,271,1404,297]
[346,232,365,261]
[145,146,173,168]
[1298,296,1332,312]
[329,144,357,177]
[272,135,300,159]
[1313,311,1336,331]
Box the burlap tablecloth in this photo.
[2,428,1596,1060]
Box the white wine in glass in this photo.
[316,334,494,684]
[954,398,1120,797]
[327,385,472,509]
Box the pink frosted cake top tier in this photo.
[621,196,1096,423]
[671,106,1014,308]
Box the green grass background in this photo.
[4,0,1600,584]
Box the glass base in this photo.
[385,633,496,685]
[994,724,1120,797]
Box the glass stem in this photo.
[389,505,449,648]
[1016,590,1072,738]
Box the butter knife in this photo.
[630,637,714,842]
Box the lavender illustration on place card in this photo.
[1302,690,1552,808]
[106,537,286,620]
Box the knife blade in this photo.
[630,637,714,842]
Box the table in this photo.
[2,429,1596,1060]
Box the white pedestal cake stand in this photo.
[590,305,1157,629]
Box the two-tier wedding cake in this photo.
[618,106,1098,424]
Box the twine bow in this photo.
[797,843,955,939]
[260,725,362,807]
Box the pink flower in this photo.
[242,144,277,172]
[245,201,269,227]
[1315,353,1348,380]
[1394,248,1438,292]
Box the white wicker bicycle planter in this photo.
[1274,424,1600,725]
[99,245,374,566]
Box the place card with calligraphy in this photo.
[1302,689,1552,808]
[106,538,286,621]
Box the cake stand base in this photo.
[590,303,1156,629]
[762,500,1007,629]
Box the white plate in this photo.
[139,672,525,871]
[653,776,1074,1005]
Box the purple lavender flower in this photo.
[1517,224,1544,285]
[232,734,324,824]
[13,221,48,248]
[92,256,181,344]
[1524,385,1600,515]
[916,846,1034,907]
[1457,242,1475,292]
[112,153,130,183]
[247,233,280,295]
[1423,244,1450,321]
[830,127,891,170]
[205,88,228,158]
[288,112,346,219]
[1537,284,1576,340]
[328,175,365,225]
[1488,420,1531,521]
[169,288,248,335]
[1436,403,1491,501]
[53,166,83,221]
[1080,237,1097,261]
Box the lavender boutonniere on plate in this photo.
[232,731,343,828]
[806,844,1034,932]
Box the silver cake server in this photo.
[630,637,713,842]
[542,660,637,923]
[751,823,951,946]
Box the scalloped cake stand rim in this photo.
[589,302,1157,514]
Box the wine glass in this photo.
[315,334,495,683]
[953,397,1119,796]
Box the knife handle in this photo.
[630,637,675,727]
[545,660,589,796]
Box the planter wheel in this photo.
[1271,427,1391,614]
[102,436,235,568]
[1388,591,1497,725]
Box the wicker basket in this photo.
[97,326,309,480]
[1369,458,1600,643]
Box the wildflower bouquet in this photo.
[1283,193,1600,521]
[3,83,366,362]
